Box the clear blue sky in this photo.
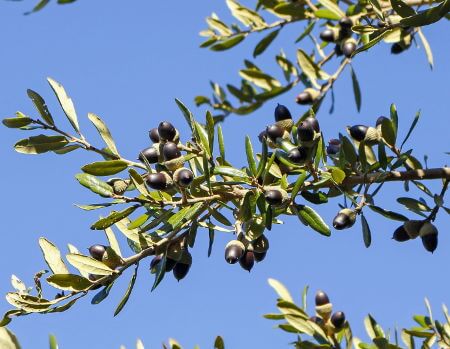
[0,1,449,348]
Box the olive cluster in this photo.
[311,290,347,335]
[374,21,414,55]
[224,234,269,272]
[392,220,438,253]
[87,244,124,289]
[319,17,357,58]
[150,246,192,281]
[259,104,321,167]
[139,121,194,190]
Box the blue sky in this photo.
[0,1,449,348]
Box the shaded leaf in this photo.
[87,113,120,156]
[39,238,69,275]
[114,264,138,316]
[66,254,114,276]
[75,173,113,198]
[14,135,68,154]
[82,160,128,176]
[46,274,92,292]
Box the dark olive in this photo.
[173,262,191,281]
[342,41,357,58]
[254,251,267,262]
[298,121,315,142]
[138,147,159,164]
[422,233,438,253]
[239,250,255,272]
[265,189,283,206]
[149,128,160,143]
[331,311,346,329]
[266,124,284,141]
[309,316,323,325]
[165,258,178,272]
[391,43,404,54]
[258,130,267,143]
[392,225,411,242]
[176,169,193,187]
[335,43,343,56]
[315,290,330,306]
[88,245,106,261]
[332,213,351,230]
[163,142,181,161]
[327,139,341,155]
[376,116,390,127]
[158,121,176,141]
[304,117,320,132]
[320,29,336,42]
[339,17,353,29]
[225,241,245,264]
[348,125,368,142]
[288,147,308,163]
[146,172,167,190]
[296,91,313,105]
[274,104,292,121]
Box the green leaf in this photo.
[174,99,195,131]
[66,254,114,276]
[296,49,329,83]
[38,238,69,275]
[207,225,215,257]
[206,110,215,155]
[91,206,139,230]
[128,168,149,196]
[253,29,280,57]
[91,282,115,305]
[214,336,225,349]
[400,0,450,27]
[314,8,341,20]
[82,160,128,176]
[0,327,21,349]
[210,34,246,51]
[114,264,138,316]
[46,274,92,292]
[390,0,416,17]
[14,135,68,154]
[151,256,166,291]
[218,124,226,161]
[47,78,80,135]
[401,110,420,149]
[367,205,409,221]
[417,29,433,69]
[397,197,431,211]
[361,214,372,248]
[295,21,316,43]
[194,121,211,157]
[268,278,293,302]
[330,167,346,184]
[301,191,328,204]
[350,65,361,112]
[296,205,331,236]
[2,116,33,129]
[351,30,393,57]
[245,136,257,176]
[256,139,268,178]
[226,0,266,28]
[26,89,54,126]
[206,17,232,36]
[75,173,114,198]
[291,171,307,200]
[239,69,281,90]
[87,113,120,156]
[380,117,396,146]
[378,142,388,170]
[318,0,345,18]
[213,166,250,180]
[49,334,58,349]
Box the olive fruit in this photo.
[138,146,159,164]
[254,251,267,262]
[173,168,194,187]
[403,220,424,239]
[149,128,160,143]
[265,189,283,206]
[239,250,255,272]
[326,139,341,155]
[173,262,191,281]
[163,142,181,161]
[331,311,346,329]
[305,117,320,132]
[320,28,336,42]
[258,130,267,143]
[392,225,411,242]
[165,258,178,272]
[266,124,284,141]
[145,172,171,190]
[158,121,177,141]
[375,116,390,127]
[315,290,330,306]
[288,146,308,163]
[391,43,404,54]
[348,125,368,142]
[296,91,313,105]
[309,316,323,325]
[89,244,107,261]
[298,117,319,142]
[335,43,343,56]
[339,17,353,29]
[224,240,245,264]
[107,178,129,195]
[274,104,292,121]
[333,208,356,230]
[419,221,438,253]
[252,234,269,253]
[342,39,357,58]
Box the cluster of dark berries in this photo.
[87,244,124,289]
[392,220,438,253]
[310,290,347,334]
[259,104,321,168]
[150,242,192,281]
[139,121,194,191]
[319,17,357,58]
[224,234,269,272]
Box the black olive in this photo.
[288,147,308,163]
[266,124,284,141]
[265,189,283,206]
[315,290,330,306]
[392,225,411,242]
[296,91,313,105]
[88,245,106,261]
[224,241,245,264]
[163,142,181,161]
[239,250,255,272]
[149,128,160,143]
[173,262,191,281]
[274,104,292,121]
[158,121,176,141]
[348,125,368,142]
[146,172,167,190]
[138,147,159,164]
[342,41,357,58]
[331,311,346,329]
